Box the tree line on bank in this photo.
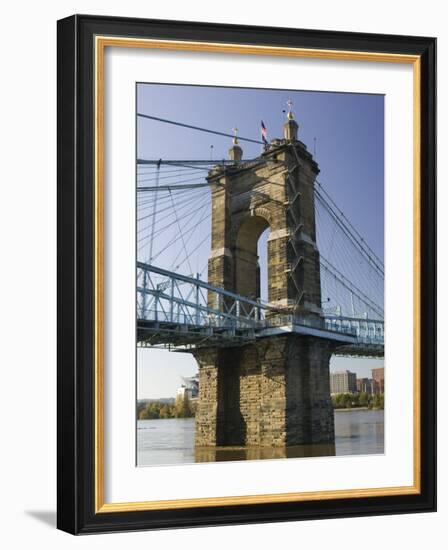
[332,392,384,410]
[138,392,384,420]
[138,395,197,420]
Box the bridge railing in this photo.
[264,313,384,345]
[323,316,384,345]
[137,263,384,346]
[137,262,279,332]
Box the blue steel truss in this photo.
[137,262,384,358]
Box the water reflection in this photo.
[137,409,384,467]
[334,409,384,456]
[195,443,336,463]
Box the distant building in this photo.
[176,374,199,401]
[330,370,357,394]
[356,377,373,394]
[372,367,385,394]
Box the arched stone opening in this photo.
[234,215,270,302]
[257,227,271,302]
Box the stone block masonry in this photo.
[193,335,335,448]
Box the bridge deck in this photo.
[137,263,384,358]
[137,317,384,358]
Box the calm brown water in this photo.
[137,409,384,466]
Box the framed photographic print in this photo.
[57,14,436,534]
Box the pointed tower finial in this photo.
[284,99,298,141]
[229,127,243,161]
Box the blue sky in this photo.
[137,83,384,398]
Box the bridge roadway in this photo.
[137,263,384,358]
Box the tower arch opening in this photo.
[257,227,271,302]
[234,215,270,302]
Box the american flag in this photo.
[261,120,268,144]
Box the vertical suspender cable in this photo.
[147,161,161,263]
[142,162,160,317]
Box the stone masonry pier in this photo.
[194,336,335,448]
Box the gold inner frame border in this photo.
[94,36,421,513]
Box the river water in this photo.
[137,409,384,466]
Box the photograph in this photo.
[136,83,385,467]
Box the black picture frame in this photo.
[57,14,436,534]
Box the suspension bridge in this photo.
[136,132,384,358]
[136,99,384,447]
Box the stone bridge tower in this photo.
[193,108,335,453]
